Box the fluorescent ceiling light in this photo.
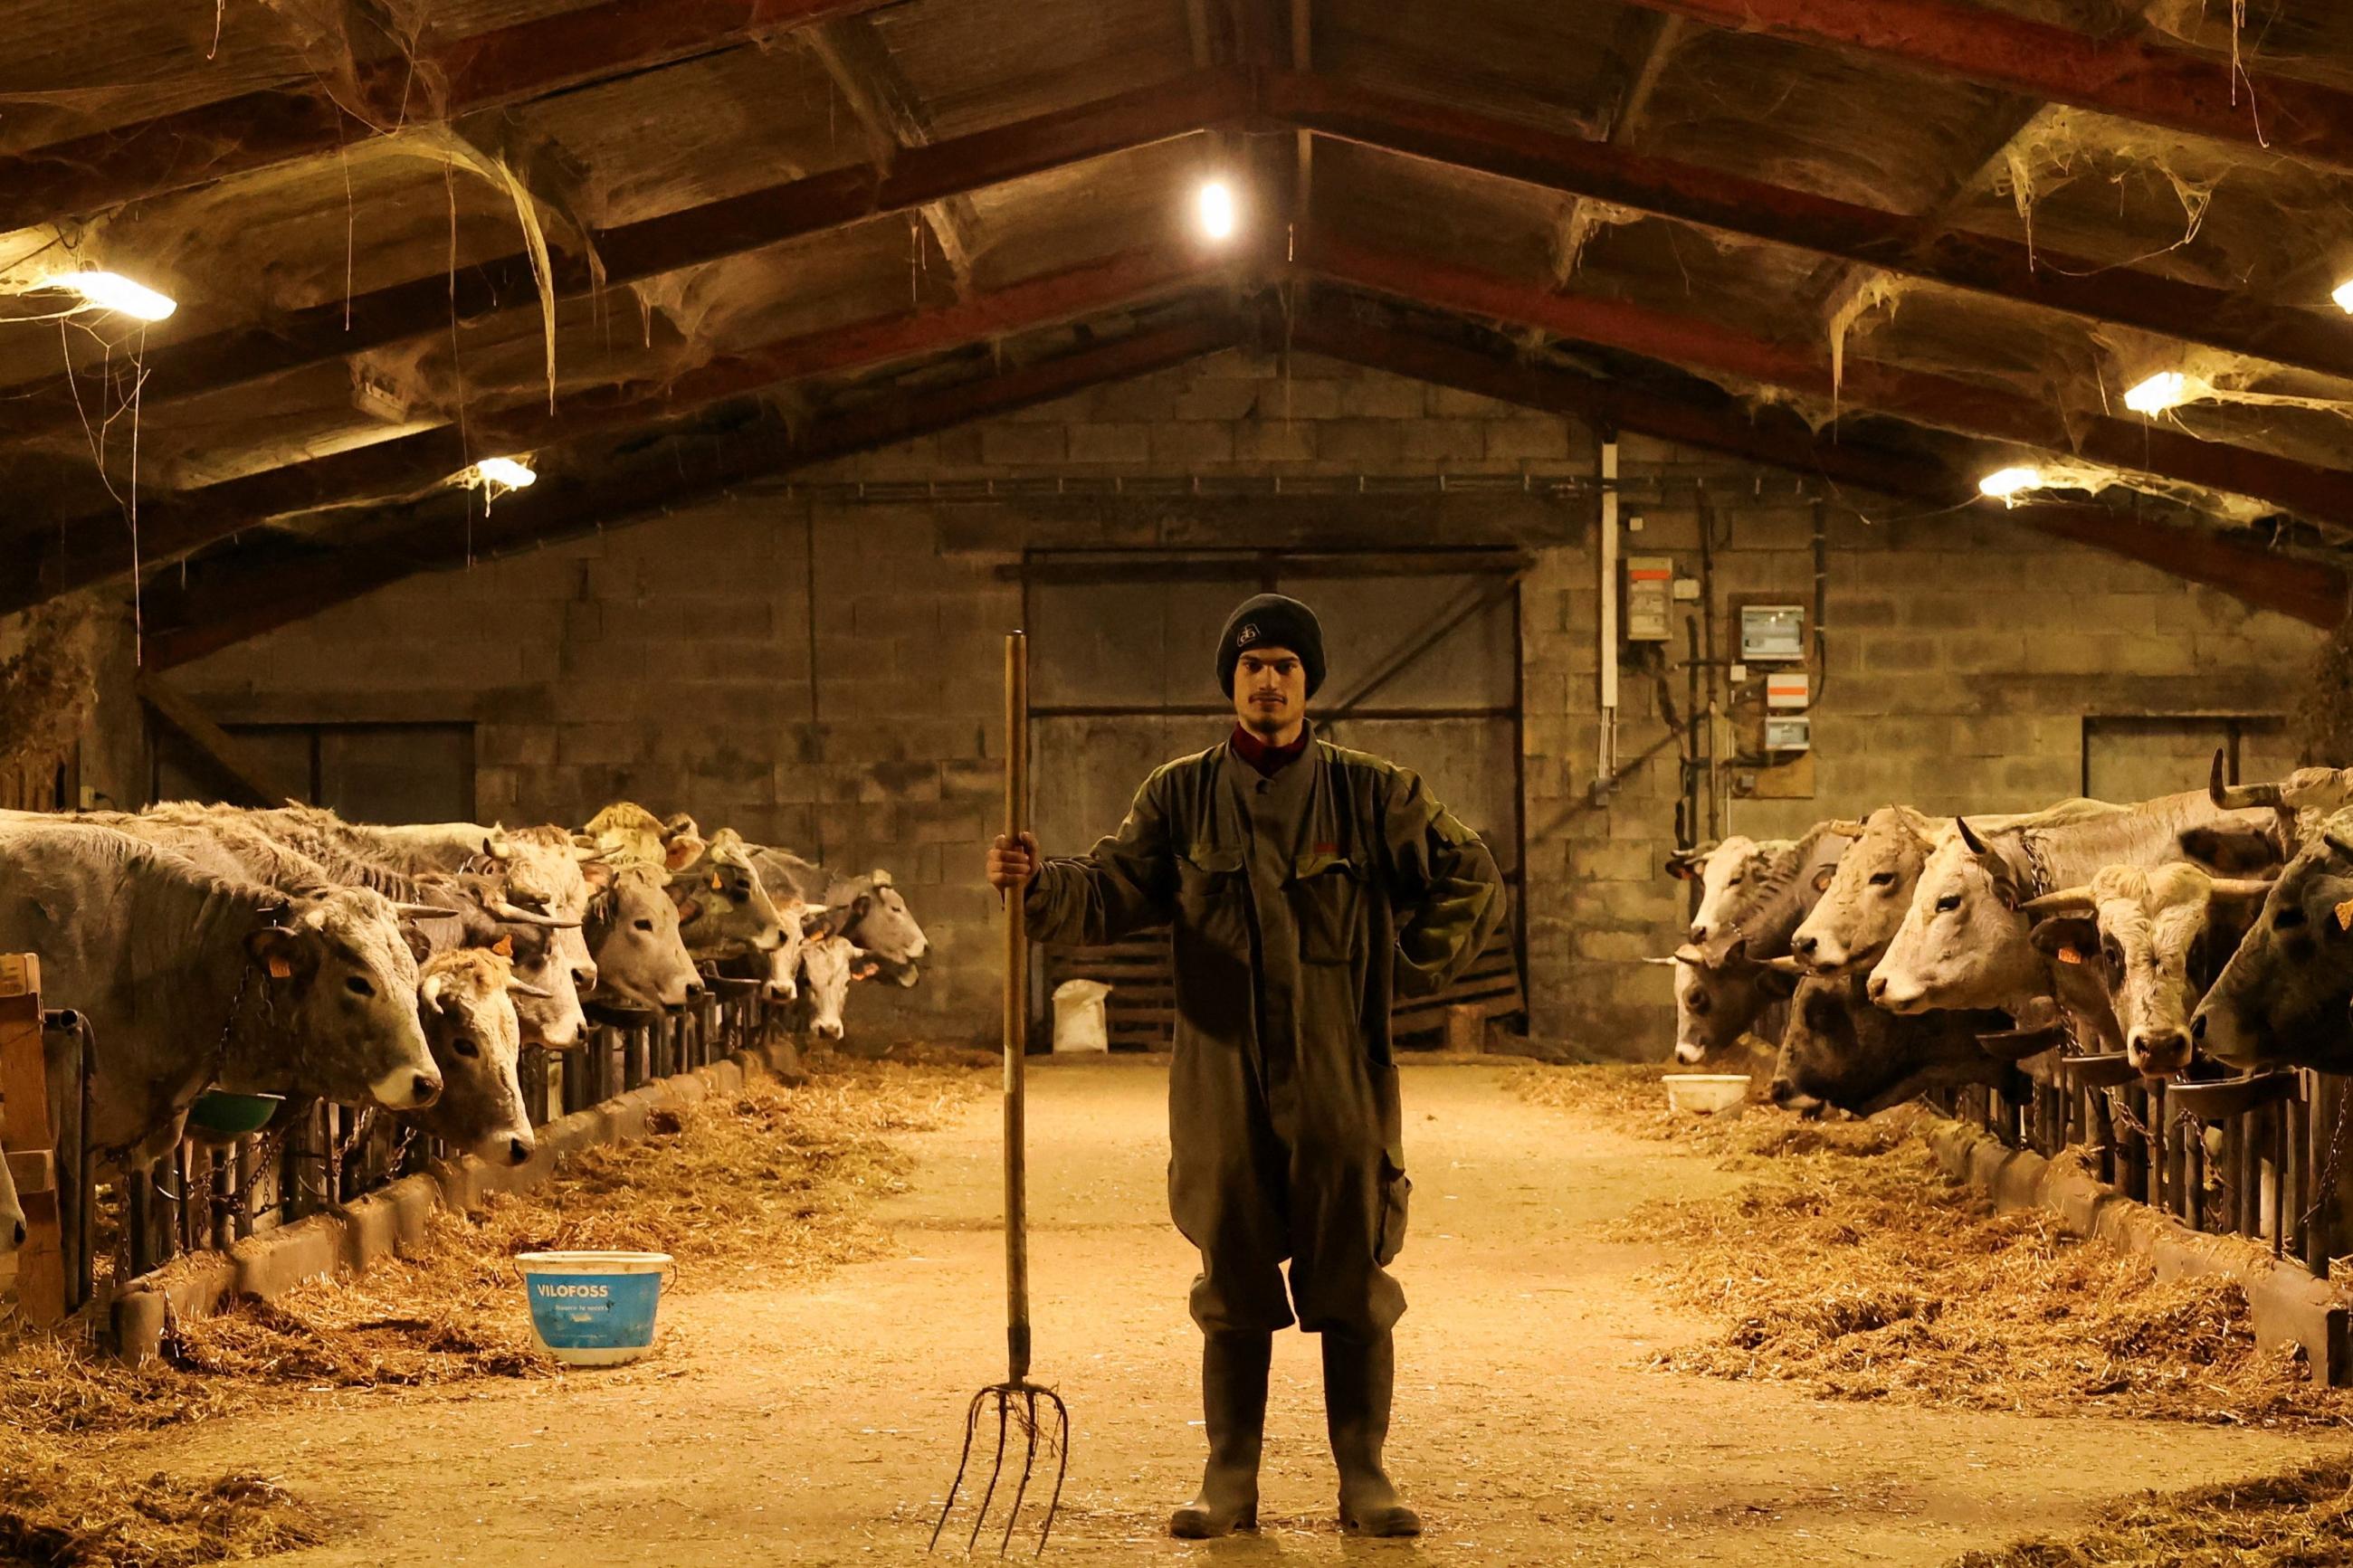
[2123,370,2190,416]
[466,457,537,490]
[2334,278,2353,313]
[1196,180,1237,242]
[45,271,177,321]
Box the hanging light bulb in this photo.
[1196,179,1238,242]
[2123,371,2191,416]
[1977,465,2043,499]
[2333,278,2353,313]
[469,457,537,490]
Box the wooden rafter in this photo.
[136,318,1243,667]
[1286,306,2348,630]
[805,16,984,292]
[1615,0,2353,173]
[1300,231,2353,535]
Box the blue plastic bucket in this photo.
[516,1250,673,1366]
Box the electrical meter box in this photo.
[1739,603,1806,662]
[1765,716,1813,753]
[1765,672,1811,710]
[1624,556,1673,642]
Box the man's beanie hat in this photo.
[1217,593,1326,697]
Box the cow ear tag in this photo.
[493,935,515,957]
[2335,899,2353,932]
[266,955,292,979]
[710,872,723,891]
[2056,946,2083,965]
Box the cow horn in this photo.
[1672,943,1708,965]
[507,978,554,999]
[2209,748,2284,811]
[2020,888,2096,917]
[395,902,462,921]
[492,900,580,929]
[2206,876,2279,902]
[1640,955,1681,967]
[1824,819,1867,838]
[1957,818,1991,857]
[1758,955,1806,974]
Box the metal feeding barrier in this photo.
[113,981,776,1285]
[1934,1057,2349,1278]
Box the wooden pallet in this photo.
[1043,924,1524,1052]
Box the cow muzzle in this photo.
[1673,1040,1708,1066]
[2128,1026,2193,1078]
[373,1066,443,1110]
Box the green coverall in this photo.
[1024,728,1506,1337]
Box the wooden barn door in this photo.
[1025,548,1526,1050]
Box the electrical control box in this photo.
[1765,672,1811,710]
[1765,716,1813,753]
[1739,603,1806,662]
[1624,556,1673,642]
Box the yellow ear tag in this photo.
[493,935,514,957]
[2056,946,2083,965]
[710,872,724,891]
[266,955,291,980]
[2336,899,2353,932]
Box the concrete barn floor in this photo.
[146,1059,2331,1565]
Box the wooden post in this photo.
[1443,1003,1485,1056]
[0,955,67,1325]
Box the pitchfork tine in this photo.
[999,1392,1042,1555]
[929,1388,989,1552]
[967,1390,1012,1554]
[1035,1388,1070,1555]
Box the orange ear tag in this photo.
[710,872,724,891]
[2056,946,2083,965]
[493,935,515,957]
[2336,899,2353,932]
[267,955,292,979]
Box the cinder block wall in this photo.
[172,348,2323,1050]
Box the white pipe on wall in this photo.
[1598,439,1619,784]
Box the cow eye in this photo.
[2276,908,2309,930]
[1688,993,1711,1014]
[634,917,655,933]
[2102,941,2123,968]
[1868,872,1896,889]
[452,1035,481,1059]
[345,975,374,998]
[1935,895,1961,914]
[1727,874,1744,887]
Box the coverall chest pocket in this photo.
[1176,846,1246,946]
[1290,851,1365,965]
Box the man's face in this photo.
[1233,646,1308,738]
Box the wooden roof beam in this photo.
[0,247,1221,613]
[1614,0,2353,173]
[805,16,985,293]
[1287,306,2348,630]
[1264,72,2353,383]
[1300,231,2353,537]
[0,0,889,234]
[2,69,1243,442]
[136,317,1243,668]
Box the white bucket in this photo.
[1662,1073,1750,1117]
[517,1250,673,1367]
[1052,979,1111,1053]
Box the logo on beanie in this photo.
[1235,622,1261,647]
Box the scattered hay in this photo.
[1507,1059,1898,1164]
[162,1048,989,1392]
[0,1441,322,1568]
[0,1323,249,1439]
[1958,1455,2353,1568]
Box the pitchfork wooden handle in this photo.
[1004,631,1033,1385]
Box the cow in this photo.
[1696,822,1859,967]
[750,847,929,983]
[1789,808,1939,976]
[2208,750,2353,854]
[410,948,540,1167]
[672,828,788,958]
[797,933,876,1041]
[1669,836,1785,958]
[1653,950,1795,1066]
[129,804,591,1051]
[0,822,439,1166]
[1866,791,2274,1023]
[586,861,705,1008]
[1767,973,2018,1117]
[2018,863,2274,1077]
[2191,813,2353,1072]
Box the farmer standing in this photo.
[985,593,1506,1538]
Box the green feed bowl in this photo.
[188,1090,284,1136]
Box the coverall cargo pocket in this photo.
[1176,846,1246,946]
[1375,1159,1411,1267]
[1291,852,1364,965]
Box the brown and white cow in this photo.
[2192,813,2353,1073]
[410,947,542,1167]
[1768,973,2016,1117]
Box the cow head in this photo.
[672,828,789,956]
[841,870,927,980]
[243,887,441,1111]
[586,864,705,1009]
[1867,820,2046,1014]
[2024,864,2274,1079]
[1770,973,2015,1117]
[2192,816,2353,1071]
[1695,823,1858,967]
[1652,946,1796,1065]
[1791,808,1929,975]
[488,825,603,1011]
[763,901,814,1003]
[410,949,536,1166]
[433,872,588,1051]
[799,934,872,1040]
[1681,836,1769,957]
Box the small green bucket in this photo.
[188,1090,284,1136]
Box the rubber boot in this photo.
[1169,1331,1271,1538]
[1321,1330,1422,1537]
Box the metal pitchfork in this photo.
[931,629,1070,1557]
